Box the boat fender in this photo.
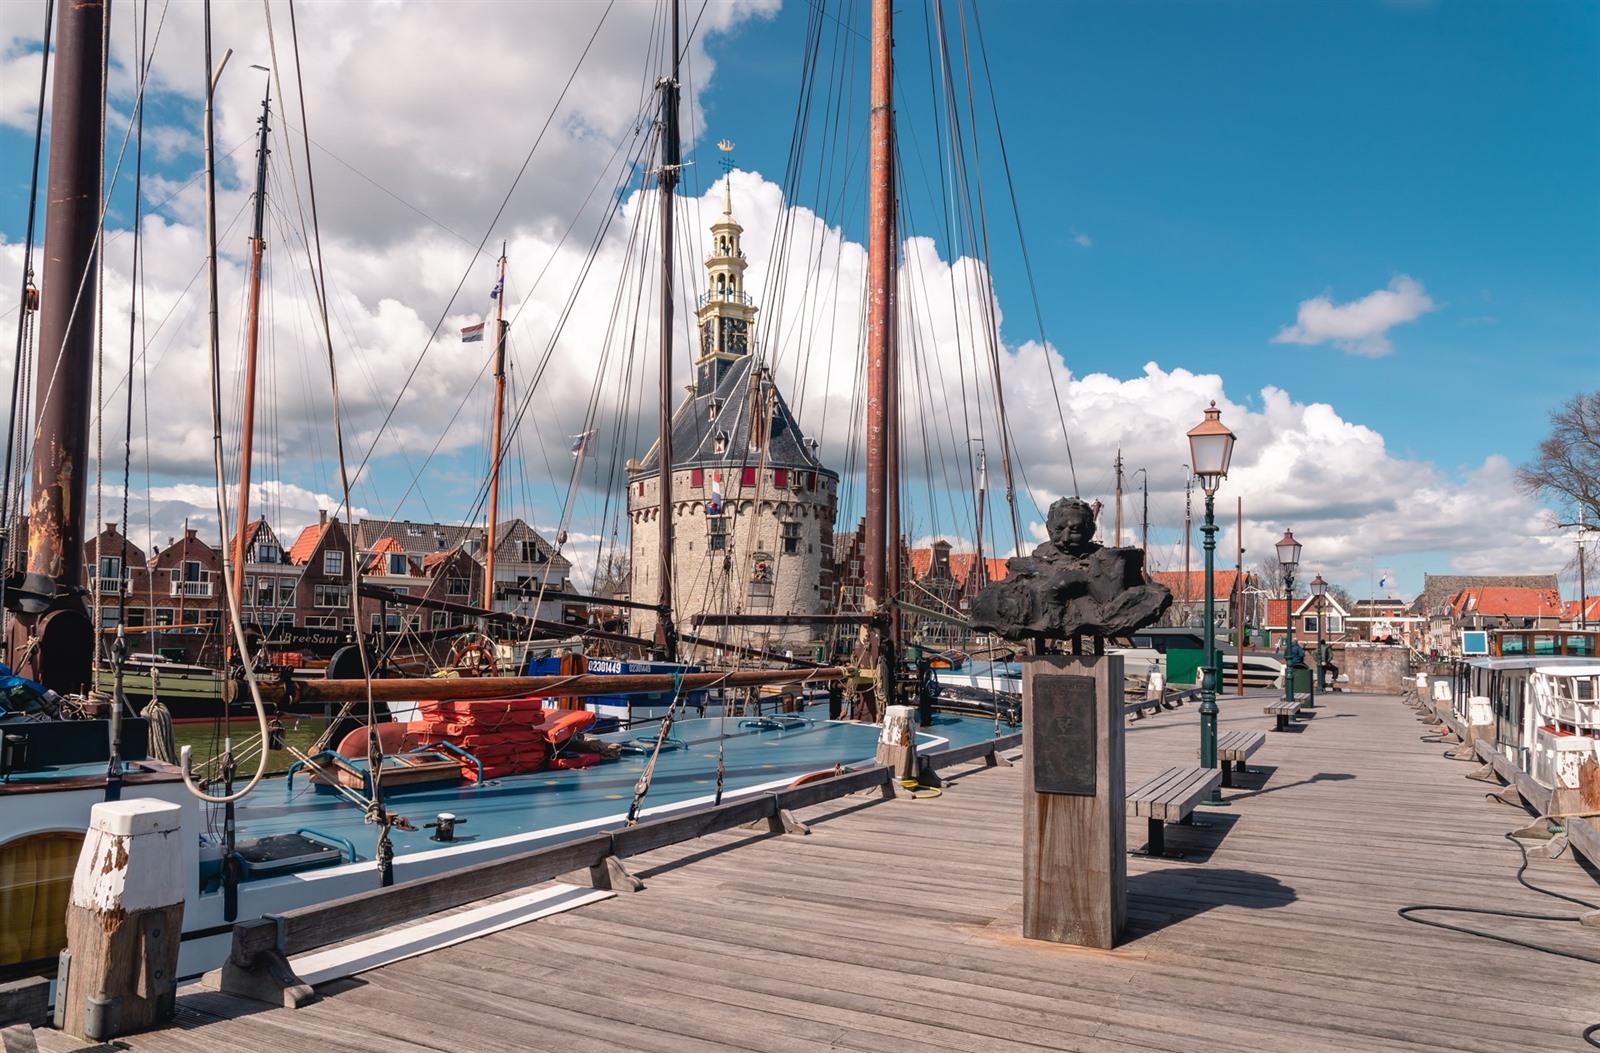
[788,764,849,788]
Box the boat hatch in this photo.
[233,832,347,880]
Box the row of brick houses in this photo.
[80,514,572,664]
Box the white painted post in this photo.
[875,704,917,781]
[60,799,185,1040]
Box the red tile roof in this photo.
[1265,598,1289,628]
[1563,597,1600,622]
[287,522,327,565]
[364,536,417,575]
[1449,586,1562,618]
[1151,569,1245,599]
[906,547,1009,586]
[232,517,267,558]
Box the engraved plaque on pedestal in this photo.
[1022,654,1125,948]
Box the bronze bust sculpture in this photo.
[972,497,1171,644]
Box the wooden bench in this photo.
[1216,729,1265,787]
[1265,698,1302,731]
[1127,765,1223,856]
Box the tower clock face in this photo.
[721,317,749,356]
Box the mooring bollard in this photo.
[1022,653,1126,948]
[875,704,918,781]
[58,799,184,1041]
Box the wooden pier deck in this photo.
[88,691,1600,1052]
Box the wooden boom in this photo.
[233,665,850,706]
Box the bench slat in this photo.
[1128,767,1194,817]
[1128,765,1222,821]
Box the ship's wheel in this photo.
[446,633,500,677]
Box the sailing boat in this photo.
[0,0,1017,980]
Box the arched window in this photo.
[0,831,85,967]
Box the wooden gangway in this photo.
[45,691,1600,1052]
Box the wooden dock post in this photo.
[875,704,918,781]
[1022,654,1126,948]
[59,799,185,1041]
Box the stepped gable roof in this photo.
[632,356,834,477]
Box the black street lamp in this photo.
[1186,401,1236,804]
[1310,573,1328,695]
[1276,529,1302,707]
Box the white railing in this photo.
[91,577,128,595]
[171,579,213,598]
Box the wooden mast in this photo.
[653,0,682,661]
[230,77,273,619]
[484,244,508,614]
[863,0,895,715]
[6,0,105,691]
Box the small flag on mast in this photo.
[460,322,484,343]
[569,429,596,457]
[490,276,504,300]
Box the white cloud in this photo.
[0,3,1561,602]
[1072,230,1092,248]
[1272,275,1437,357]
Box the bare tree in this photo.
[1518,391,1600,523]
[1254,555,1287,597]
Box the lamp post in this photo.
[1310,573,1328,697]
[1276,529,1302,707]
[1186,401,1236,805]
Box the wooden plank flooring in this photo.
[107,691,1600,1052]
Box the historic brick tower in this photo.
[627,183,838,654]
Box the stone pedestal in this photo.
[60,799,185,1040]
[1022,654,1125,948]
[875,704,918,780]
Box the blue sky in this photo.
[705,0,1599,467]
[0,0,1595,599]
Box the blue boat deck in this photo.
[85,690,1600,1053]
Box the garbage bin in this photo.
[1290,664,1313,694]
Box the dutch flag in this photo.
[707,471,723,515]
[461,322,484,343]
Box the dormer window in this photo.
[256,542,280,564]
[708,398,721,421]
[713,431,729,455]
[387,553,409,575]
[406,525,422,537]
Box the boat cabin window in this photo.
[1534,634,1555,655]
[1568,635,1594,656]
[1502,634,1527,655]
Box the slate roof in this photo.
[632,356,834,478]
